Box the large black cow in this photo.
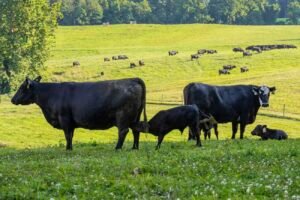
[184,83,276,139]
[11,77,147,150]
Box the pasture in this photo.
[0,24,300,198]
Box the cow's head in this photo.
[252,86,276,107]
[199,114,218,132]
[11,76,42,105]
[251,125,267,136]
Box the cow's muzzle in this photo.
[261,103,269,107]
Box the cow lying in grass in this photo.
[133,105,213,149]
[251,125,288,140]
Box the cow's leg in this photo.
[63,128,74,151]
[132,130,140,150]
[214,124,219,140]
[190,125,201,147]
[115,127,129,150]
[156,135,165,150]
[231,122,238,139]
[240,123,246,139]
[188,128,196,140]
[204,129,208,140]
[208,130,211,140]
[59,116,74,150]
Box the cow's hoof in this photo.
[131,147,139,150]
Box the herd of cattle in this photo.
[11,76,288,150]
[71,44,296,77]
[233,44,297,56]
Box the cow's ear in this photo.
[269,86,276,94]
[252,87,259,95]
[26,79,33,89]
[262,125,267,133]
[34,76,42,82]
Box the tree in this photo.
[288,0,300,24]
[0,0,61,93]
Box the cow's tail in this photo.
[183,83,192,105]
[137,78,148,131]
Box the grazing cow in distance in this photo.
[183,83,276,140]
[139,60,145,66]
[219,69,230,75]
[130,63,136,68]
[223,65,236,70]
[233,47,244,53]
[197,49,207,55]
[243,51,252,57]
[112,56,118,60]
[133,105,209,149]
[252,47,262,53]
[251,125,288,140]
[118,55,128,60]
[207,50,217,54]
[11,77,148,150]
[240,67,249,73]
[169,50,178,56]
[73,61,80,67]
[100,72,104,76]
[104,57,110,62]
[191,54,200,60]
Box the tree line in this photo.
[59,0,300,25]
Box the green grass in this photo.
[1,140,299,199]
[0,24,300,198]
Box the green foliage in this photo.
[288,0,300,24]
[58,0,300,25]
[0,0,61,93]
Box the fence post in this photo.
[283,104,285,117]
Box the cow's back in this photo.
[184,83,256,123]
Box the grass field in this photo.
[0,24,300,199]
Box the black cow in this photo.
[191,54,200,60]
[169,50,178,56]
[252,47,262,53]
[197,49,207,55]
[130,63,136,68]
[240,67,249,73]
[219,69,230,75]
[233,47,244,53]
[133,105,211,149]
[118,55,128,60]
[11,77,148,150]
[139,60,145,66]
[243,51,252,57]
[251,125,288,140]
[104,57,110,62]
[207,50,217,54]
[223,65,236,70]
[183,83,276,139]
[73,61,80,67]
[112,56,118,60]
